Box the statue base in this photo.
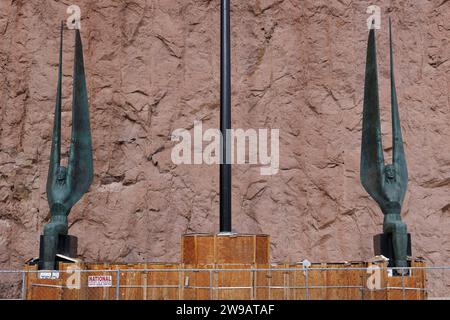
[38,235,78,270]
[373,233,412,269]
[181,233,270,264]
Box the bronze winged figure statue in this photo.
[360,19,409,271]
[40,23,93,270]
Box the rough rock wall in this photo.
[0,0,449,295]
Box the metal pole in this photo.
[252,269,256,300]
[116,269,120,301]
[21,271,26,300]
[305,268,309,301]
[209,270,213,300]
[178,269,182,300]
[220,0,232,233]
[401,269,406,300]
[268,267,272,300]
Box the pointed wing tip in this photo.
[360,173,374,198]
[368,16,377,31]
[368,24,376,39]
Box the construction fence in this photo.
[1,260,448,300]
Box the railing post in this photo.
[305,268,309,301]
[21,271,26,300]
[116,269,120,301]
[209,270,213,300]
[252,268,256,300]
[268,267,272,300]
[401,268,406,300]
[178,268,183,300]
[360,272,364,301]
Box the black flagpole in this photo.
[220,0,232,233]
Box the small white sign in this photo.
[88,275,113,287]
[38,271,60,280]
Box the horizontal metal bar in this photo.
[119,285,180,289]
[384,287,427,291]
[3,265,450,274]
[24,283,427,292]
[31,284,66,289]
[210,287,263,291]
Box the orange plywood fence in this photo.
[214,264,253,300]
[59,262,87,300]
[24,262,86,300]
[24,264,61,300]
[84,263,114,300]
[181,234,270,265]
[24,260,427,300]
[385,261,427,300]
[182,264,214,300]
[362,261,388,300]
[144,263,181,300]
[254,264,290,300]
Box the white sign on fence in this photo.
[88,275,113,287]
[38,271,60,280]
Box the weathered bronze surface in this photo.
[361,20,409,270]
[40,24,93,270]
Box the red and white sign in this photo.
[88,275,113,287]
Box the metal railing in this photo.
[1,265,449,300]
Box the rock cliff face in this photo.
[0,0,449,296]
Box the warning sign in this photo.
[88,275,113,287]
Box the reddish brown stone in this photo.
[0,0,449,297]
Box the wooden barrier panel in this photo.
[24,264,62,300]
[183,264,213,300]
[362,262,388,300]
[119,264,142,300]
[84,263,116,300]
[60,263,87,300]
[344,263,366,300]
[266,264,289,300]
[308,263,327,300]
[319,263,364,300]
[24,262,86,300]
[215,265,253,300]
[289,264,307,300]
[255,264,293,300]
[181,234,270,265]
[24,260,427,300]
[361,260,427,300]
[144,263,180,300]
[385,260,428,300]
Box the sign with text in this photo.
[38,271,60,280]
[88,275,113,287]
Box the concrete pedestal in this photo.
[373,233,412,268]
[38,235,78,270]
[181,233,270,264]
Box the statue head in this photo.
[384,164,395,180]
[56,166,67,182]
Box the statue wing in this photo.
[66,29,93,209]
[360,27,385,205]
[389,20,408,203]
[46,22,64,207]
